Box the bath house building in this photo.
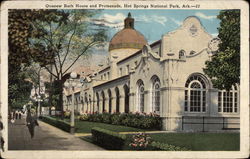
[63,13,240,131]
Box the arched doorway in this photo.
[84,93,88,113]
[96,92,99,113]
[89,95,92,113]
[124,85,130,113]
[108,89,112,113]
[115,87,120,113]
[101,91,105,113]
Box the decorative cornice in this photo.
[93,75,129,89]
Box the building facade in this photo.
[63,13,240,131]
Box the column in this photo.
[144,90,151,114]
[129,93,135,112]
[99,99,103,113]
[92,100,96,113]
[87,101,90,113]
[111,97,116,113]
[105,98,109,112]
[84,102,87,113]
[120,96,125,113]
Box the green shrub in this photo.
[87,113,94,121]
[91,127,126,150]
[82,112,162,130]
[119,113,128,124]
[110,113,121,125]
[95,114,103,122]
[40,116,71,132]
[102,113,111,124]
[79,114,88,121]
[121,116,130,126]
[64,111,71,119]
[150,141,189,151]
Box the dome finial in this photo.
[124,12,134,29]
[128,12,131,18]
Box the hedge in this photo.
[150,141,189,151]
[80,112,162,130]
[91,127,127,150]
[40,116,71,133]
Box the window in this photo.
[78,96,81,103]
[126,65,130,74]
[179,50,186,59]
[184,75,207,112]
[151,76,160,114]
[107,72,110,80]
[218,86,238,113]
[101,75,103,80]
[134,61,138,67]
[190,50,196,55]
[119,68,122,76]
[137,80,144,112]
[104,73,106,80]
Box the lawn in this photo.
[49,116,150,133]
[46,116,240,151]
[148,132,240,151]
[82,132,239,151]
[74,121,147,133]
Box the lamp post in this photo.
[37,95,41,117]
[36,66,44,117]
[64,72,77,134]
[28,101,33,111]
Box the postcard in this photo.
[0,0,249,158]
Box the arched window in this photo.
[115,87,120,113]
[96,93,99,113]
[124,85,130,113]
[101,91,105,113]
[84,93,88,112]
[218,85,239,113]
[137,80,144,112]
[108,89,112,113]
[190,50,196,55]
[151,76,160,114]
[184,74,207,112]
[179,50,186,59]
[89,95,92,113]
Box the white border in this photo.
[1,0,249,158]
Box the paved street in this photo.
[8,117,104,150]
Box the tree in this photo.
[8,9,69,73]
[8,10,69,110]
[8,72,33,110]
[203,10,240,90]
[28,10,107,118]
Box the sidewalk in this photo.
[8,117,104,150]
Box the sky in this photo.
[93,9,221,43]
[79,9,222,67]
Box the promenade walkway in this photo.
[8,117,104,150]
